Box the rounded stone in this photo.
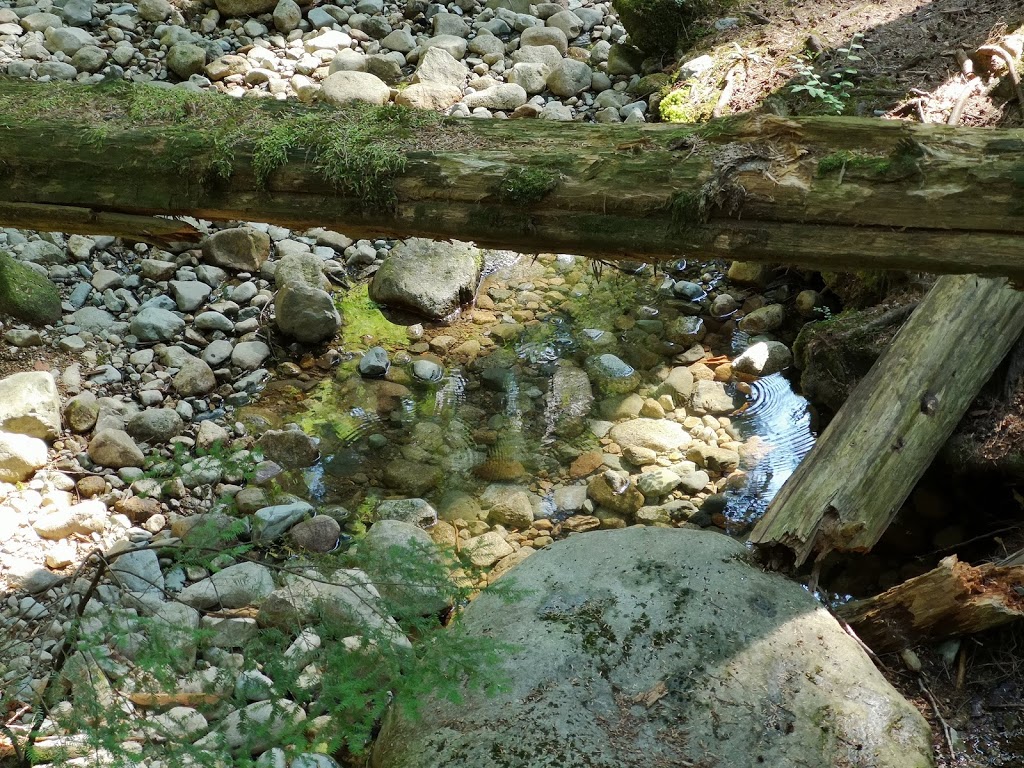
[320,71,391,106]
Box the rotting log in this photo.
[748,274,1024,567]
[3,80,1024,275]
[838,555,1024,652]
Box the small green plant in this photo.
[494,167,559,205]
[788,34,864,115]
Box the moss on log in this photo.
[2,80,1024,275]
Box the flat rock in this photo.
[372,528,934,768]
[608,418,690,453]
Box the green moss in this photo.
[0,81,449,209]
[494,167,559,205]
[659,84,719,124]
[817,140,922,182]
[0,251,62,325]
[335,282,409,348]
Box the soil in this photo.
[5,0,1024,765]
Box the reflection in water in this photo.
[726,372,817,524]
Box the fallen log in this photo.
[838,555,1024,652]
[748,274,1024,567]
[2,80,1024,276]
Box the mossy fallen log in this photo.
[3,80,1024,276]
[838,555,1024,652]
[749,275,1024,567]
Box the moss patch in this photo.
[335,282,408,348]
[0,252,62,325]
[494,167,559,205]
[0,81,449,209]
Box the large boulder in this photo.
[372,528,934,768]
[0,253,62,325]
[273,252,342,343]
[369,238,482,320]
[611,0,710,54]
[0,431,47,482]
[201,227,271,272]
[0,371,61,439]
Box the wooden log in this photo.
[838,555,1024,652]
[3,81,1024,276]
[0,202,201,248]
[748,274,1024,567]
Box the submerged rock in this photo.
[372,528,934,768]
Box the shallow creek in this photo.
[247,251,815,545]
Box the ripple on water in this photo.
[726,372,816,524]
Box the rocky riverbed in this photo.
[0,212,831,765]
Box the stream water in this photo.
[248,250,816,539]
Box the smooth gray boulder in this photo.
[369,238,482,319]
[202,227,271,272]
[372,528,934,768]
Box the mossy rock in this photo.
[793,306,910,417]
[0,252,62,326]
[611,0,719,54]
[630,72,674,96]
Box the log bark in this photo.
[838,555,1024,652]
[748,274,1024,567]
[3,81,1024,275]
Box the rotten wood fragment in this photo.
[838,555,1024,652]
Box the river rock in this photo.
[127,408,184,444]
[547,362,593,438]
[64,391,99,433]
[462,83,528,110]
[635,467,680,496]
[361,519,449,616]
[257,428,319,468]
[732,341,793,376]
[131,306,184,343]
[482,485,535,529]
[359,346,390,377]
[88,428,145,468]
[586,472,643,517]
[0,431,47,482]
[257,567,409,646]
[0,371,61,440]
[739,303,786,334]
[215,0,277,16]
[375,498,438,527]
[173,356,217,397]
[253,501,313,541]
[321,71,391,105]
[0,253,62,325]
[413,45,468,88]
[546,59,591,96]
[195,700,305,754]
[371,527,934,768]
[369,238,482,319]
[396,82,463,109]
[289,515,341,552]
[179,561,276,609]
[33,498,108,539]
[520,24,568,53]
[463,530,513,567]
[609,418,690,453]
[690,379,738,416]
[274,252,341,343]
[202,227,271,272]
